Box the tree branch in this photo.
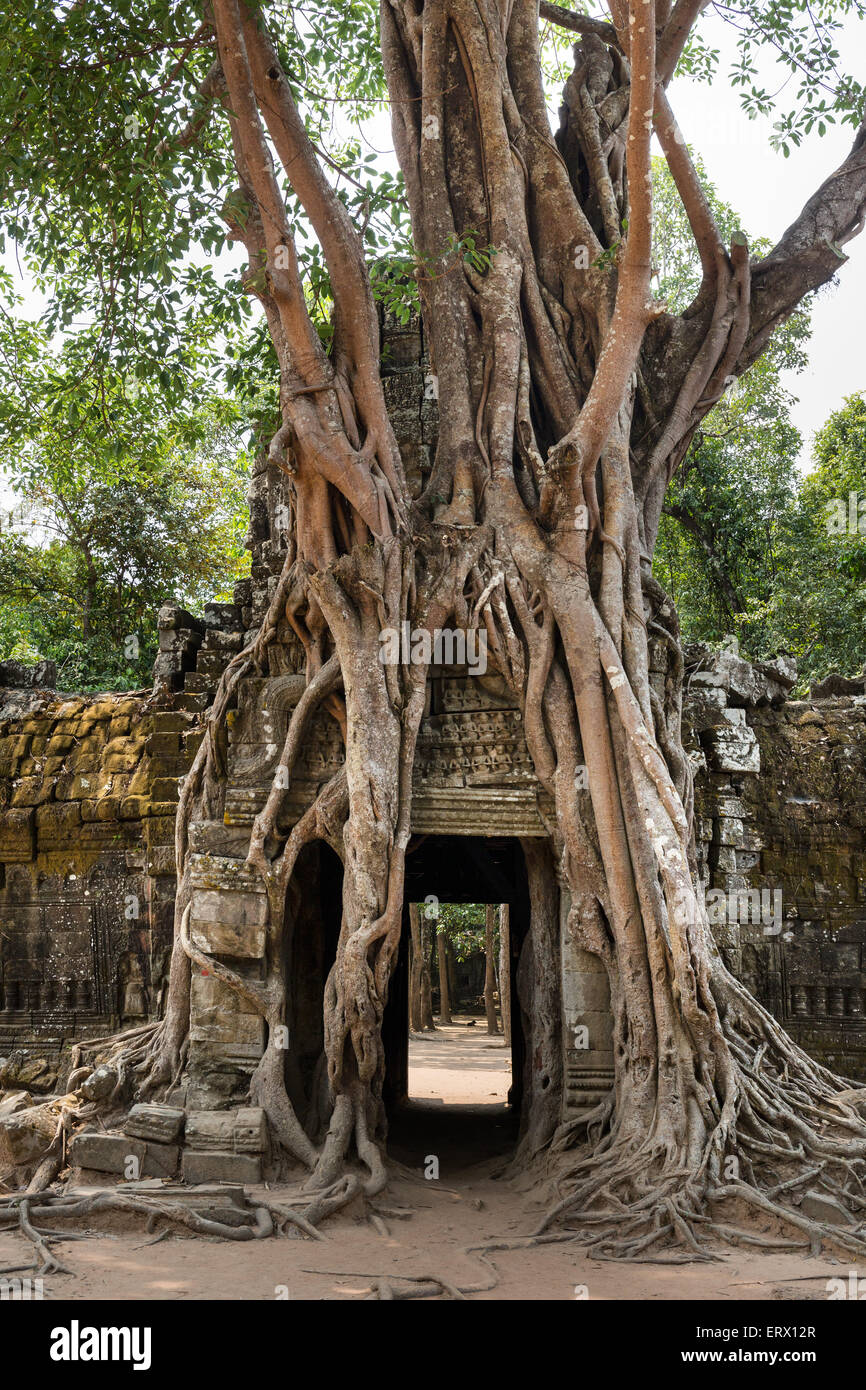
[550,0,658,524]
[539,2,620,47]
[213,0,327,378]
[743,115,866,367]
[656,0,710,86]
[239,6,407,510]
[239,16,377,376]
[156,58,224,156]
[212,0,392,541]
[662,500,743,622]
[653,85,724,291]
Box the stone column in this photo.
[185,854,267,1110]
[559,887,614,1118]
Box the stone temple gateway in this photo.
[1,318,866,1183]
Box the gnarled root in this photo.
[536,977,866,1261]
[305,1083,387,1198]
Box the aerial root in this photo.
[65,1017,180,1105]
[368,1211,390,1239]
[2,1126,394,1266]
[303,1085,387,1201]
[533,1002,866,1261]
[709,1181,866,1257]
[366,1274,468,1300]
[297,1174,363,1227]
[536,1129,866,1262]
[465,1232,585,1255]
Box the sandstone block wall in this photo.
[685,654,866,1076]
[0,686,203,1082]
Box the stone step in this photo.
[70,1181,248,1210]
[69,1130,179,1179]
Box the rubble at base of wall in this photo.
[0,1098,270,1188]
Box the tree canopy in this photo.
[2,2,864,686]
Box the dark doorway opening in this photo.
[284,833,534,1166]
[283,839,343,1134]
[383,834,531,1167]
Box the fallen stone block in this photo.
[0,1090,33,1118]
[0,1052,57,1094]
[157,603,204,635]
[184,1111,235,1151]
[184,1107,267,1154]
[234,1108,268,1154]
[79,1064,118,1102]
[0,1109,55,1167]
[755,653,797,691]
[810,672,866,699]
[181,1150,261,1185]
[70,1131,145,1176]
[141,1142,180,1179]
[0,658,57,689]
[123,1103,186,1145]
[70,1130,181,1180]
[685,643,793,705]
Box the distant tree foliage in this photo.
[650,162,866,687]
[767,393,866,683]
[656,390,866,690]
[432,902,491,962]
[0,303,251,689]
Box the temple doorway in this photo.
[283,831,555,1169]
[382,834,531,1166]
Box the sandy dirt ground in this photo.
[0,1020,852,1301]
[407,1018,511,1105]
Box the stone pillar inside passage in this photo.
[559,886,614,1119]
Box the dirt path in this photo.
[0,1022,851,1300]
[0,1171,847,1301]
[407,1017,511,1105]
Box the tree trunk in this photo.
[446,937,458,1014]
[408,902,423,1034]
[436,924,452,1026]
[484,904,499,1035]
[420,912,435,1030]
[498,903,511,1046]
